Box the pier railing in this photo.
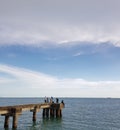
[0,103,65,129]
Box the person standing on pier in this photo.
[44,96,47,103]
[46,97,49,103]
[61,100,65,106]
[56,98,59,103]
[50,97,54,103]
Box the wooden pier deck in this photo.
[0,102,65,129]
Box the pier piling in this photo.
[32,111,37,122]
[12,114,18,129]
[4,115,9,128]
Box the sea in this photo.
[0,98,120,130]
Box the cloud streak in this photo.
[0,64,120,97]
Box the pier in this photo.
[0,102,65,129]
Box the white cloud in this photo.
[73,52,84,57]
[0,23,120,47]
[0,64,120,97]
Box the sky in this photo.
[0,0,120,97]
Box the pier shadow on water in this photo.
[27,117,63,130]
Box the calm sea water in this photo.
[0,98,120,130]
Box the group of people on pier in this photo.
[44,96,64,105]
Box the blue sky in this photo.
[0,0,120,97]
